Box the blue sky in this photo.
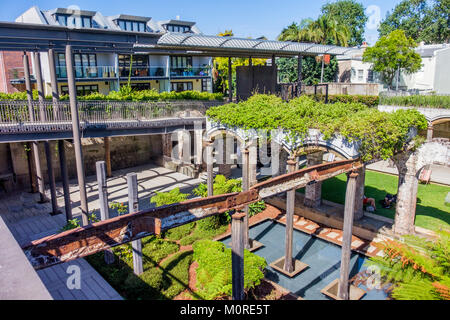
[0,0,404,45]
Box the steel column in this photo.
[228,57,232,102]
[338,172,358,300]
[24,52,46,202]
[44,141,59,215]
[242,148,250,249]
[33,51,46,122]
[58,140,72,221]
[284,159,296,273]
[48,48,60,118]
[65,44,89,226]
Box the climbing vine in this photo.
[206,94,428,162]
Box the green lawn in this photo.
[298,170,449,231]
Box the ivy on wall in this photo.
[206,94,427,162]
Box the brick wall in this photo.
[0,51,33,93]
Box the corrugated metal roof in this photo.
[154,33,356,56]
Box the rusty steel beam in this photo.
[23,159,361,270]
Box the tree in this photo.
[379,0,450,44]
[362,30,422,88]
[321,0,368,46]
[366,230,450,300]
[212,30,266,95]
[277,56,338,85]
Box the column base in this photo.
[269,256,308,278]
[320,279,366,300]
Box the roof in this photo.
[159,20,196,27]
[108,14,151,23]
[151,33,357,57]
[416,44,450,57]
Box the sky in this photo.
[0,0,405,45]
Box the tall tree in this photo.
[379,0,449,44]
[362,30,422,88]
[321,0,368,46]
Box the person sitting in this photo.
[363,195,376,211]
[379,194,397,209]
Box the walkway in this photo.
[0,163,203,300]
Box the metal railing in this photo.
[170,66,211,77]
[56,66,118,79]
[0,100,224,133]
[119,66,167,78]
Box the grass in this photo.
[297,170,449,231]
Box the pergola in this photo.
[0,21,363,300]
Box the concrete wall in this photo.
[3,134,163,192]
[304,83,381,95]
[434,47,450,94]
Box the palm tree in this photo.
[277,19,314,42]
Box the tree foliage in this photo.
[378,0,450,44]
[206,94,428,162]
[150,187,188,207]
[366,230,450,300]
[321,0,368,46]
[362,30,422,87]
[277,56,338,85]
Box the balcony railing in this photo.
[170,66,211,77]
[56,66,118,79]
[119,66,167,78]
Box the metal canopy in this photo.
[152,33,356,57]
[0,21,356,57]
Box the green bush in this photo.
[159,251,193,299]
[306,94,379,107]
[206,94,428,162]
[379,94,450,109]
[193,240,267,300]
[150,187,189,207]
[0,89,224,102]
[163,222,196,241]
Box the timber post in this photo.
[337,171,358,300]
[96,161,114,264]
[231,212,245,300]
[58,140,72,221]
[127,172,143,275]
[284,158,297,273]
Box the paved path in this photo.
[367,160,450,185]
[0,163,204,300]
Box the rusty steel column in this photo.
[231,212,245,300]
[66,44,89,226]
[24,52,46,203]
[338,171,358,300]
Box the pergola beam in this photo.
[22,159,362,270]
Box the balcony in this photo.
[8,67,35,83]
[119,66,167,78]
[56,66,118,79]
[170,66,211,78]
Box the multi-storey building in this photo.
[2,6,213,94]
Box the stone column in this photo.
[393,152,418,235]
[248,138,258,186]
[162,133,173,164]
[427,124,434,142]
[217,135,232,177]
[104,137,112,177]
[338,171,358,300]
[353,165,366,220]
[304,151,324,208]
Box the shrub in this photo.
[150,187,188,207]
[379,94,450,109]
[163,222,196,241]
[159,251,193,299]
[306,94,379,107]
[193,240,267,300]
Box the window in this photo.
[128,83,151,91]
[166,24,191,33]
[170,56,193,76]
[55,14,93,28]
[358,69,364,81]
[55,53,97,78]
[118,54,149,77]
[367,70,374,83]
[117,19,147,32]
[201,79,211,92]
[61,84,98,96]
[171,82,193,92]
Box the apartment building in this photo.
[337,42,450,94]
[2,6,213,95]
